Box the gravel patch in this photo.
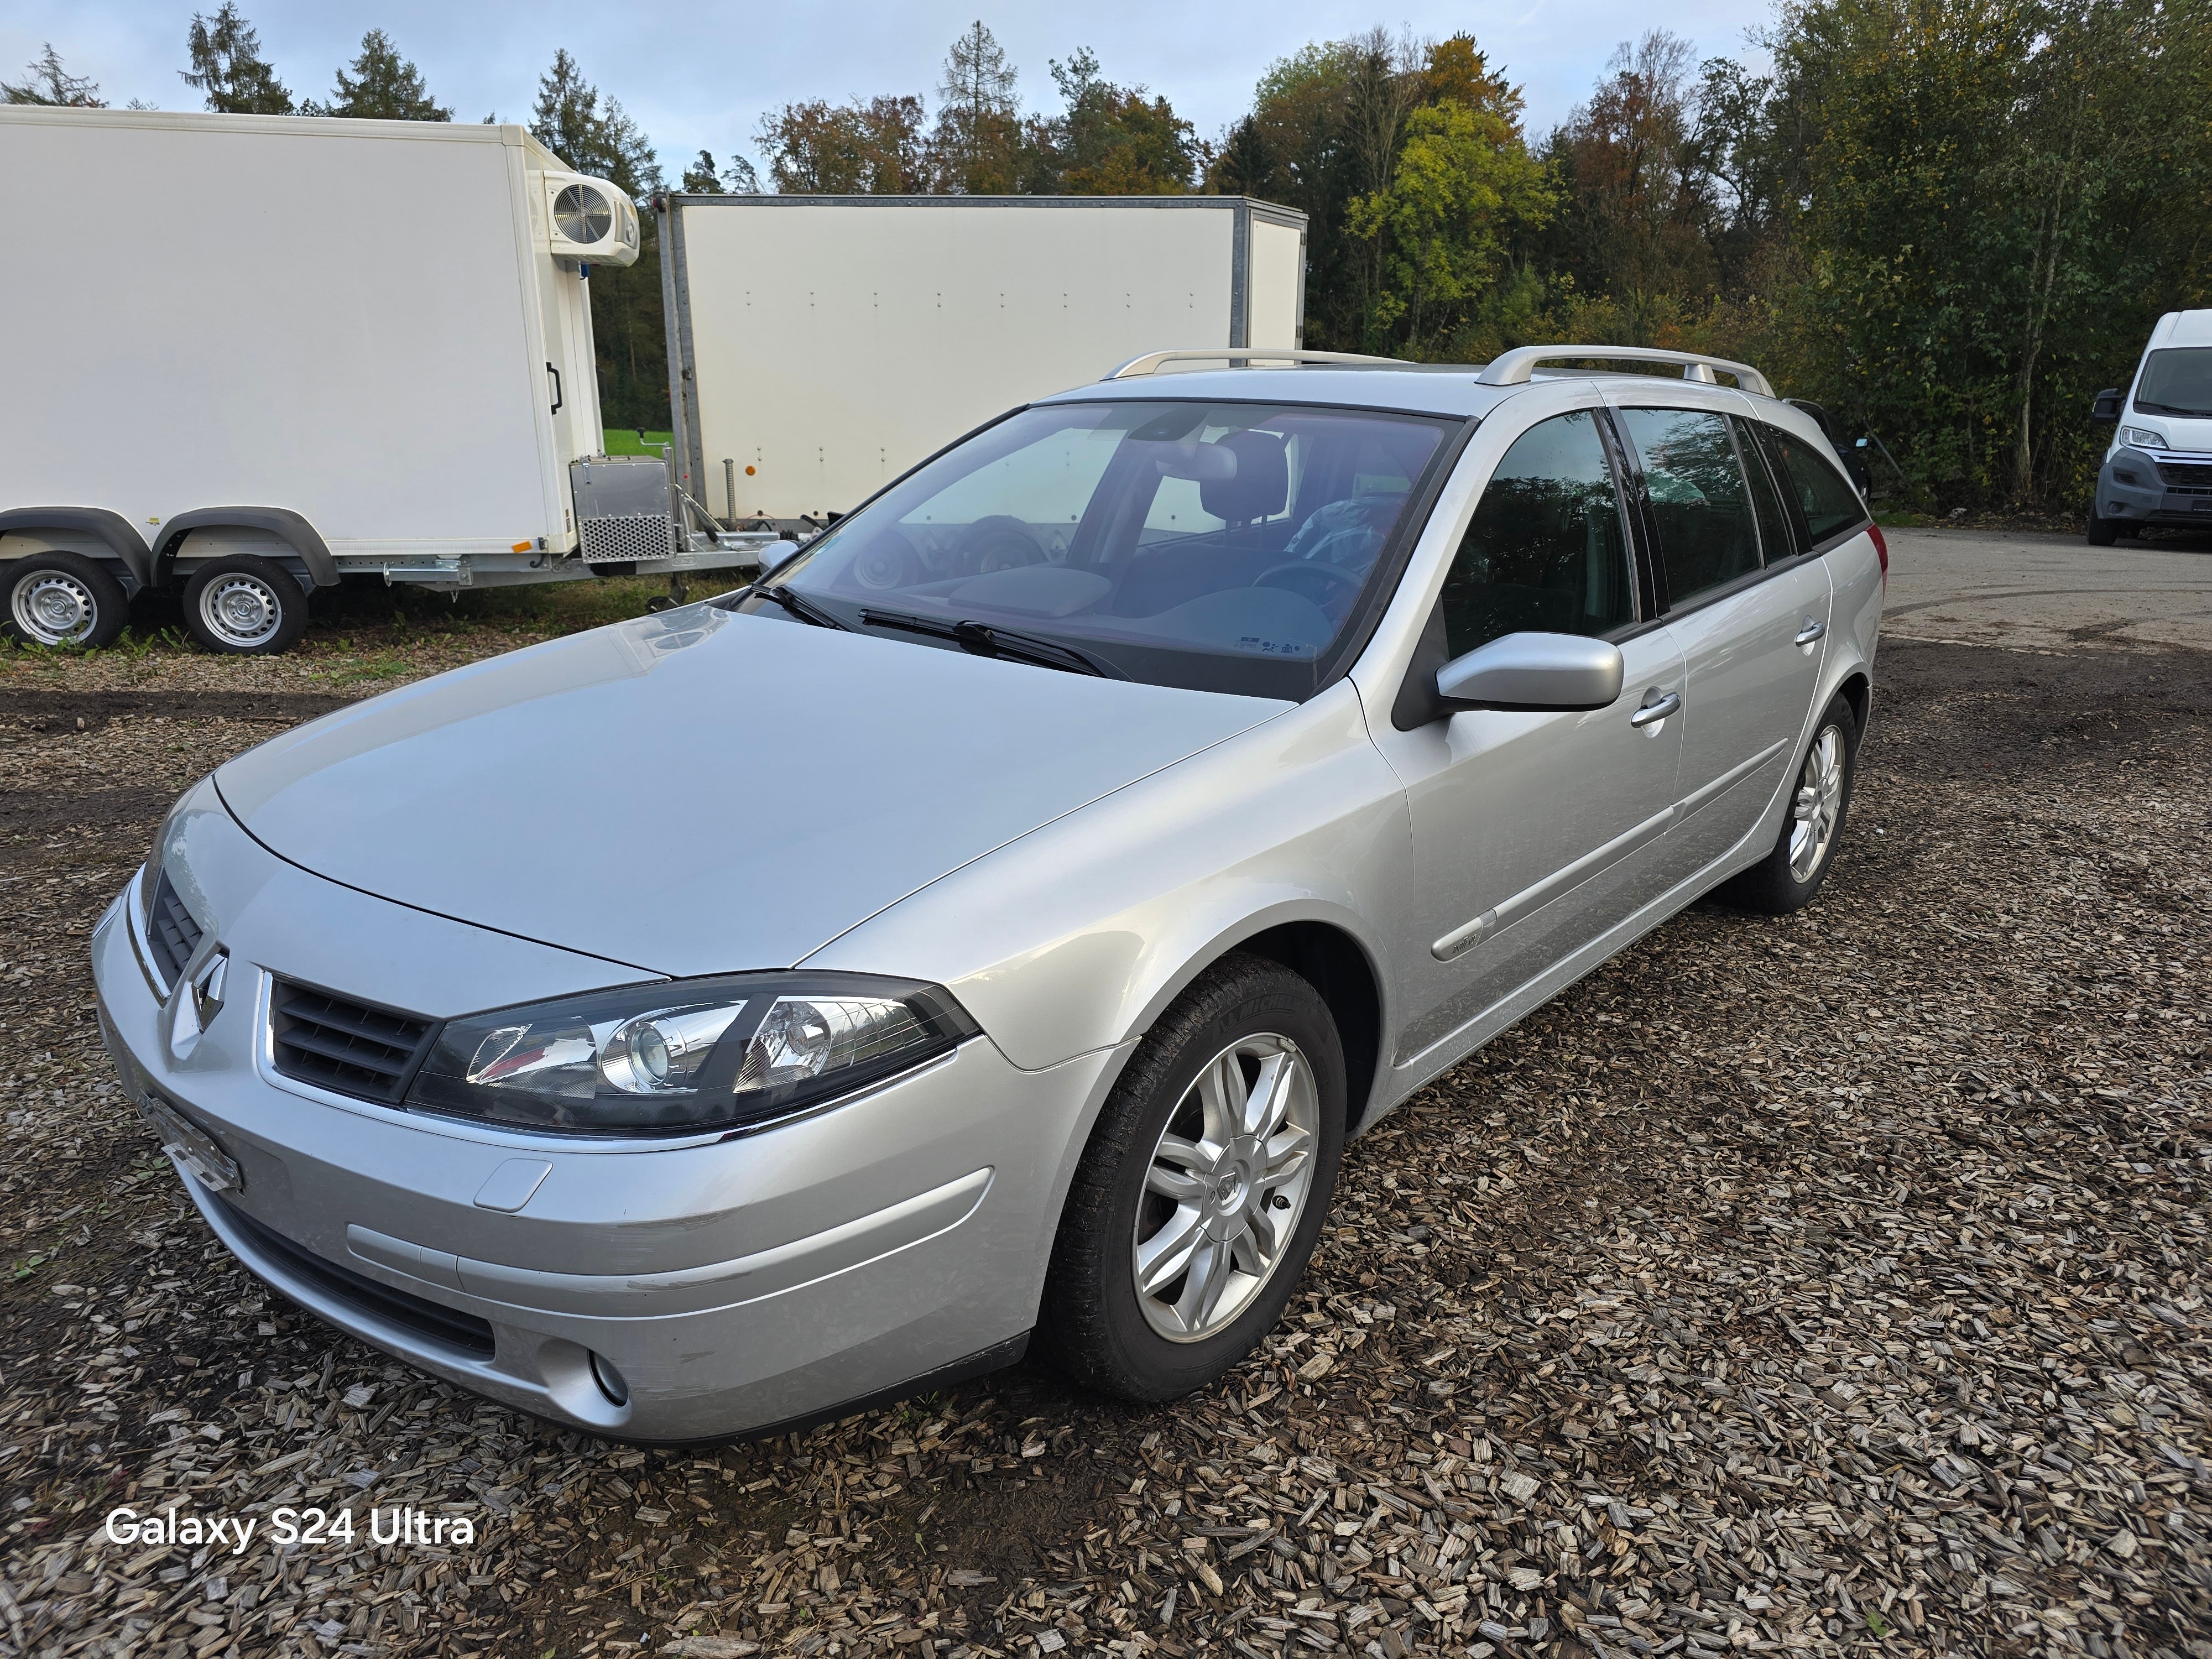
[0,638,2205,1659]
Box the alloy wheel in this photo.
[1131,1033,1318,1342]
[1788,723,1846,883]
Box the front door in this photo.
[1371,408,1687,1070]
[1610,402,1832,875]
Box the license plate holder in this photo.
[139,1091,243,1192]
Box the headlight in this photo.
[404,973,978,1136]
[2122,426,2166,450]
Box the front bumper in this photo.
[91,851,1119,1442]
[2099,450,2212,528]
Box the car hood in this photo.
[216,607,1288,978]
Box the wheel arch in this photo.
[152,507,338,590]
[1834,667,1872,742]
[0,507,153,596]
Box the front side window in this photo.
[1438,410,1634,659]
[1617,408,1761,608]
[1760,424,1867,547]
[2136,347,2212,418]
[752,400,1455,699]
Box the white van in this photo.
[2088,309,2212,544]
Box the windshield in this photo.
[742,399,1457,698]
[2136,347,2212,418]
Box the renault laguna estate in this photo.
[95,345,1884,1440]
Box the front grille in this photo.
[2158,459,2212,488]
[147,873,202,988]
[220,1199,496,1359]
[269,978,436,1105]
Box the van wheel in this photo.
[181,556,309,654]
[5,552,129,649]
[2086,506,2119,546]
[1038,954,1345,1402]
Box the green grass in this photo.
[602,429,675,456]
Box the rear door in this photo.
[1609,398,1831,877]
[1369,406,1686,1067]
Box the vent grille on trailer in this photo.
[269,979,436,1105]
[147,874,204,989]
[580,514,676,562]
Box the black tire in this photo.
[3,551,129,649]
[2086,505,2119,546]
[1717,692,1860,915]
[1038,953,1346,1402]
[180,555,310,655]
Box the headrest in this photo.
[1201,430,1290,524]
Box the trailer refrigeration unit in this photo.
[658,194,1310,529]
[0,107,763,654]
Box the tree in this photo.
[180,4,294,115]
[3,43,105,106]
[303,29,450,121]
[1031,47,1201,194]
[931,21,1023,192]
[681,150,760,193]
[757,96,930,192]
[531,48,661,195]
[1348,96,1553,353]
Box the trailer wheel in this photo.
[4,552,130,649]
[180,555,309,655]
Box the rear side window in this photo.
[1616,408,1761,607]
[1761,425,1867,546]
[1734,416,1799,562]
[1439,411,1635,658]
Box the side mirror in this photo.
[1437,632,1625,713]
[754,539,802,575]
[2090,388,2122,425]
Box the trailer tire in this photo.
[4,551,130,649]
[180,555,310,655]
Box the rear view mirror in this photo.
[1437,632,1625,713]
[2090,388,2122,425]
[754,539,802,575]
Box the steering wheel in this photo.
[1254,561,1361,608]
[958,515,1046,575]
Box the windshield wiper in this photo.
[735,582,848,630]
[858,609,1125,679]
[2133,400,2212,419]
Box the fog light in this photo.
[589,1351,630,1406]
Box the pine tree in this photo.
[304,29,450,121]
[530,49,660,194]
[180,4,294,114]
[681,150,759,193]
[3,43,105,106]
[932,20,1022,192]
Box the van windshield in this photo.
[739,400,1457,700]
[2136,348,2212,418]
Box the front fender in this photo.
[800,680,1411,1073]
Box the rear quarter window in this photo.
[1761,425,1867,547]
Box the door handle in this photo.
[1794,619,1827,645]
[1630,690,1681,728]
[546,362,564,415]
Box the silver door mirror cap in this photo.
[755,539,803,575]
[1436,632,1625,713]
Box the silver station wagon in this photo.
[95,345,1885,1441]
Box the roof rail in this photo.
[1475,345,1773,399]
[1105,347,1406,380]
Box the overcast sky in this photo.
[3,0,1776,176]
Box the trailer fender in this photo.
[0,507,154,597]
[153,507,339,590]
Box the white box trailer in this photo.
[0,107,759,654]
[658,194,1308,526]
